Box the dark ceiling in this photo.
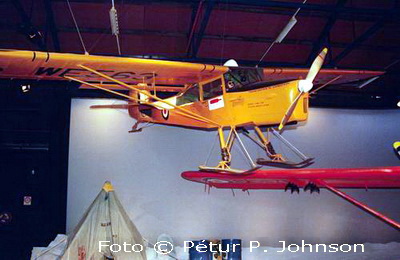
[1,0,400,107]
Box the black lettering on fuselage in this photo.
[34,67,158,81]
[112,71,136,79]
[85,69,115,78]
[35,67,63,76]
[59,68,87,77]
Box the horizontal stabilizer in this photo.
[90,104,131,109]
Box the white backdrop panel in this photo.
[68,98,400,246]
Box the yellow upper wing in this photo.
[262,68,384,85]
[0,49,228,87]
[0,49,383,90]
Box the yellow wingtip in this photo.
[103,181,114,192]
[278,124,284,131]
[322,47,328,53]
[394,141,400,150]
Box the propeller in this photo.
[278,48,328,133]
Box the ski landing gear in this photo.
[199,127,260,174]
[200,126,313,174]
[247,127,314,168]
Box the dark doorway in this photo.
[0,80,70,259]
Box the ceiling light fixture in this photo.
[21,84,30,93]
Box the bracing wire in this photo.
[66,0,89,55]
[204,133,219,166]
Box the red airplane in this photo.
[182,166,400,231]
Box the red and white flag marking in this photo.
[208,96,225,110]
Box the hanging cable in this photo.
[66,0,89,55]
[110,0,122,55]
[89,1,128,52]
[219,0,229,65]
[256,0,307,67]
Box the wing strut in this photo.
[73,65,221,127]
[66,76,220,127]
[317,179,400,231]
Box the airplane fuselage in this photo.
[129,77,309,129]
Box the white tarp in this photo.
[61,181,147,260]
[31,234,68,260]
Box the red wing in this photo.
[182,166,400,190]
[182,167,400,230]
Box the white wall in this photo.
[68,98,400,246]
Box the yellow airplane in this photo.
[395,142,400,158]
[0,48,383,173]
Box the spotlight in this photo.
[21,84,30,93]
[397,101,400,107]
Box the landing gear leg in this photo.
[199,127,259,174]
[216,127,232,169]
[254,126,284,162]
[248,127,314,168]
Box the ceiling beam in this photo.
[43,0,61,52]
[190,0,214,58]
[11,0,47,51]
[51,0,400,19]
[1,24,396,54]
[330,19,385,66]
[68,27,400,53]
[306,0,347,65]
[330,0,400,66]
[218,5,392,23]
[224,0,396,16]
[186,1,204,56]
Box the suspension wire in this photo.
[89,0,127,52]
[256,0,307,67]
[110,0,122,55]
[219,0,229,65]
[256,43,274,67]
[385,59,400,70]
[66,0,89,54]
[115,34,122,55]
[293,0,307,17]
